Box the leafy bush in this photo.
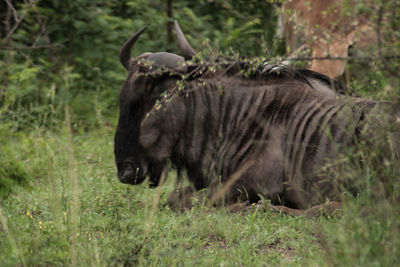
[0,150,29,199]
[1,0,280,131]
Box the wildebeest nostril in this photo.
[119,161,137,183]
[123,161,134,171]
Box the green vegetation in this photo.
[1,123,399,266]
[1,0,399,266]
[0,127,323,266]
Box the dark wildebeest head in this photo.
[114,22,196,186]
[114,22,399,210]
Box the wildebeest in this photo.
[114,22,399,212]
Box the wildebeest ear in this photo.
[120,26,148,70]
[174,21,196,60]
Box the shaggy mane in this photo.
[137,57,347,94]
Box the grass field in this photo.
[1,0,399,264]
[0,114,399,266]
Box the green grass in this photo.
[0,122,399,266]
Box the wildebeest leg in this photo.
[167,185,343,217]
[166,186,206,212]
[229,200,343,217]
[226,201,252,213]
[261,201,343,218]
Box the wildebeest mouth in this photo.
[118,161,143,185]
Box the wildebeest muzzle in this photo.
[117,160,145,185]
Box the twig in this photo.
[4,0,18,22]
[31,14,47,48]
[0,44,61,50]
[3,0,40,44]
[14,49,47,74]
[286,55,400,61]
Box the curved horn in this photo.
[119,26,148,70]
[174,21,196,60]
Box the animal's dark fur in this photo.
[115,23,399,210]
[114,58,399,209]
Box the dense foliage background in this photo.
[1,0,399,129]
[1,0,399,265]
[0,0,282,131]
